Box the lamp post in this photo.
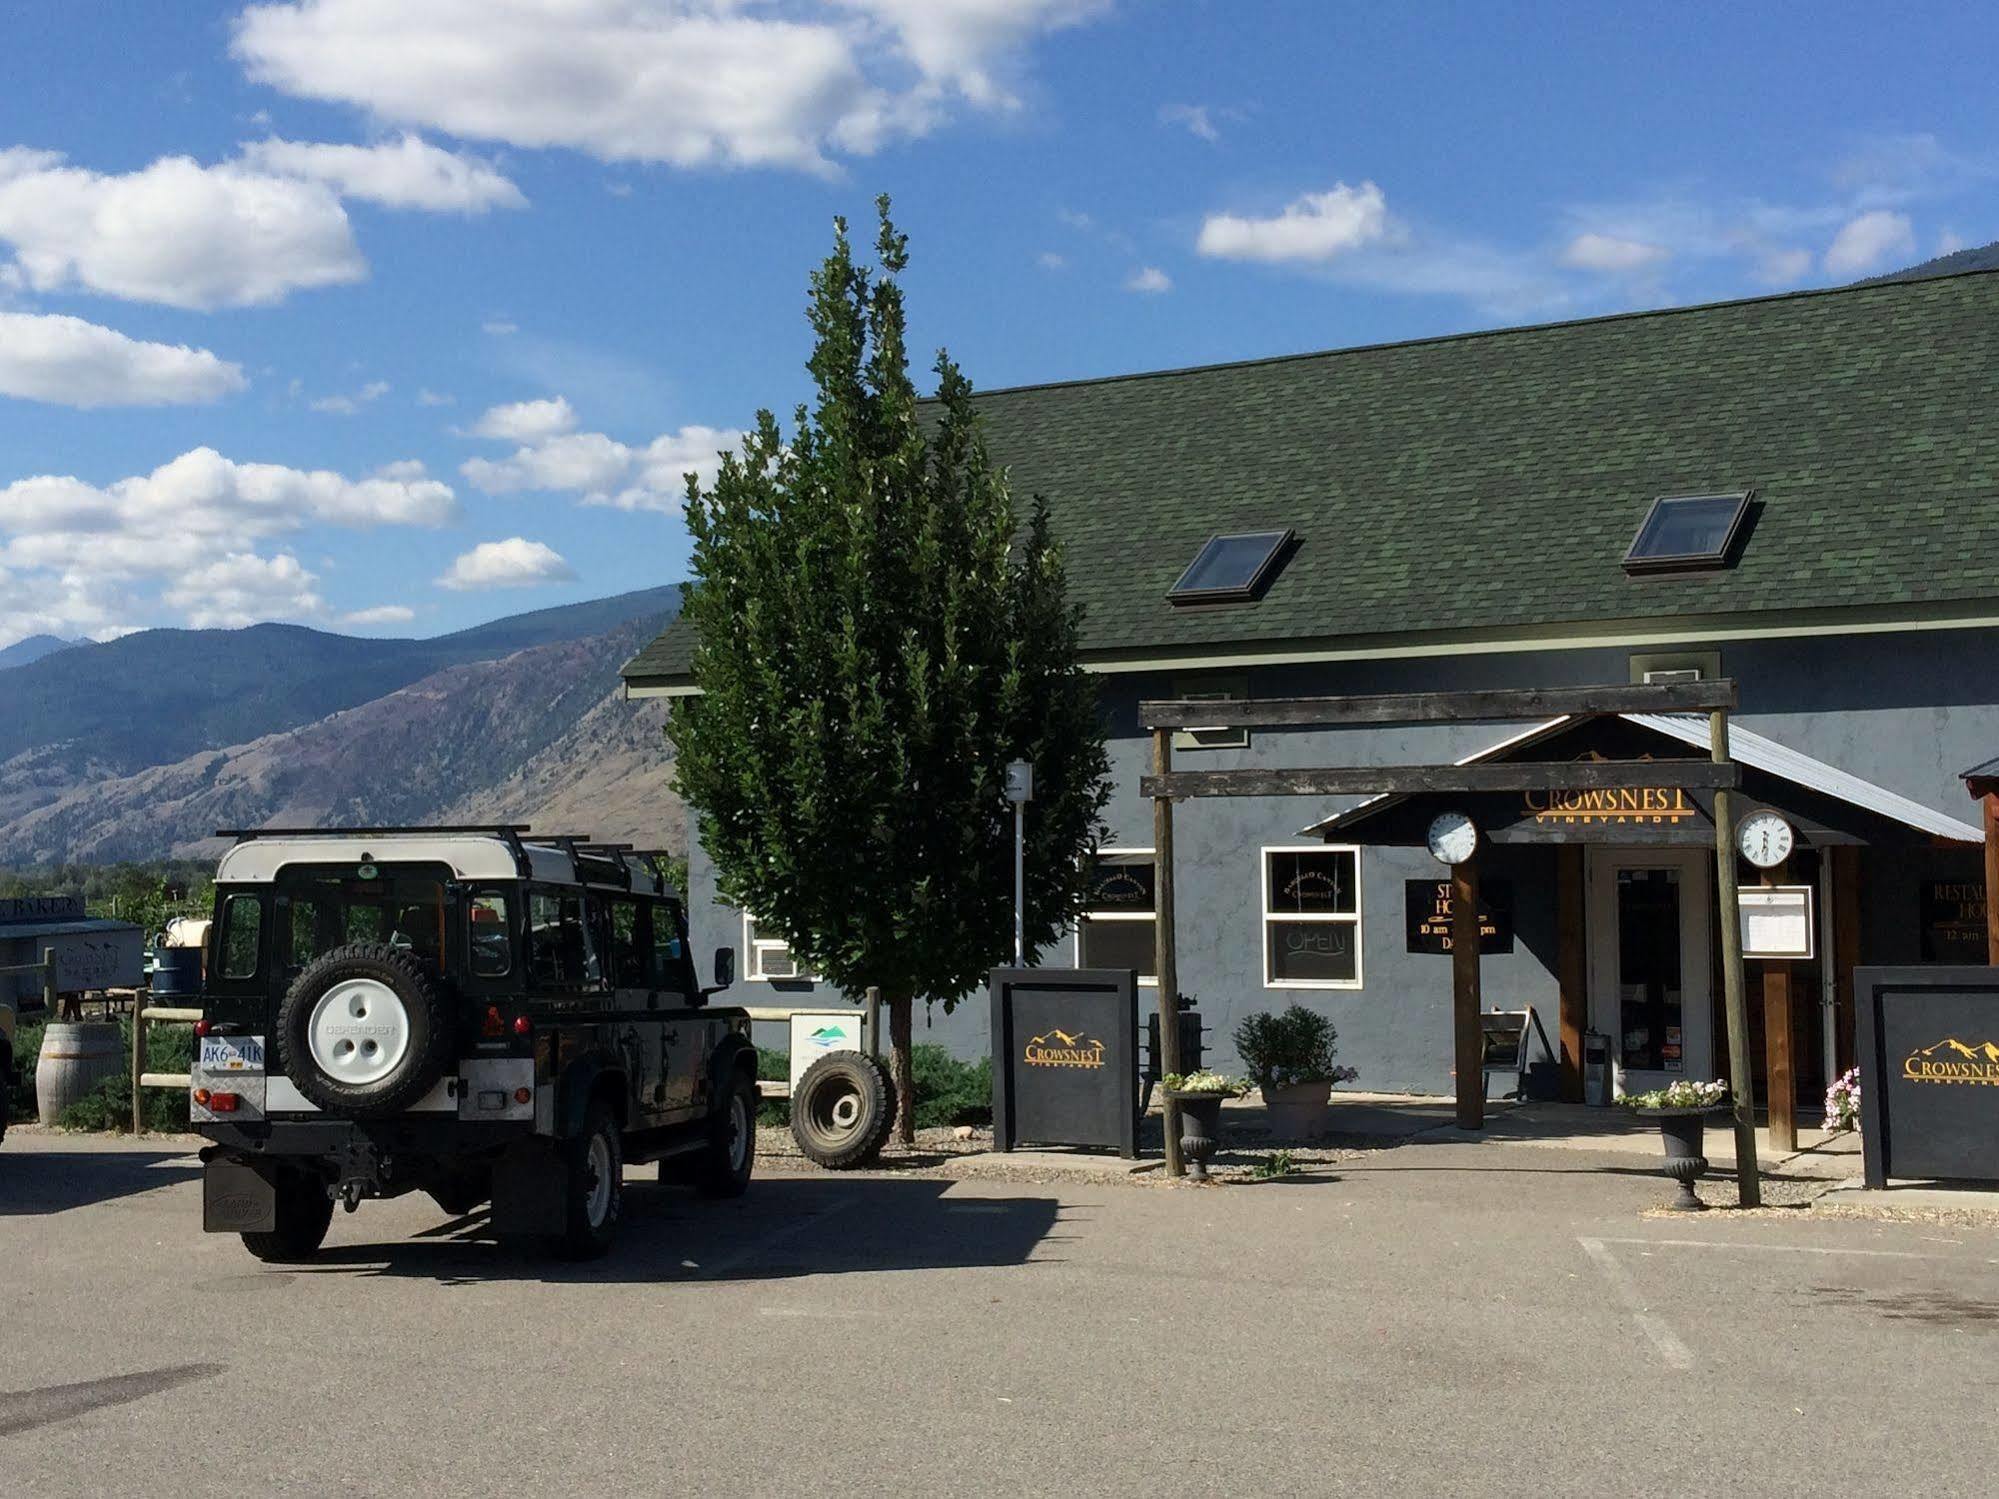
[1005,760,1034,965]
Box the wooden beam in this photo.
[1831,845,1861,1079]
[1761,863,1798,1155]
[1141,760,1738,799]
[1452,854,1484,1130]
[1556,846,1588,1103]
[1711,709,1762,1207]
[1150,727,1184,1179]
[1985,794,1999,966]
[1138,679,1739,730]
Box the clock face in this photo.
[1738,811,1795,869]
[1427,811,1478,866]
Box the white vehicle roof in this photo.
[212,827,675,895]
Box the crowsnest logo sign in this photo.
[1902,1037,1999,1085]
[1523,786,1695,825]
[1024,1028,1107,1069]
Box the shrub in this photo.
[1232,1004,1356,1091]
[10,1015,193,1133]
[5,1016,43,1124]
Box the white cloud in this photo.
[0,149,364,309]
[437,537,576,591]
[1159,103,1218,142]
[470,394,577,441]
[1937,229,1967,257]
[461,422,740,511]
[341,603,415,626]
[238,134,525,212]
[416,387,455,406]
[1753,247,1814,285]
[1196,182,1391,265]
[0,311,246,407]
[162,552,325,629]
[1824,209,1915,276]
[1036,250,1065,270]
[1124,265,1170,294]
[308,378,390,415]
[483,318,519,336]
[1559,232,1669,273]
[232,0,1106,174]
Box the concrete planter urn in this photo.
[1635,1106,1727,1211]
[1259,1079,1333,1139]
[1161,1089,1227,1181]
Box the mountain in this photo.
[0,585,681,778]
[0,634,77,672]
[0,614,682,864]
[1862,241,1999,284]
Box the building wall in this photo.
[687,625,1999,1089]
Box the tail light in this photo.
[209,1091,240,1113]
[193,1019,212,1038]
[482,1005,506,1039]
[193,1087,210,1106]
[512,1016,532,1037]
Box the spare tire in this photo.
[274,944,453,1118]
[789,1051,895,1169]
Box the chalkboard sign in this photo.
[1856,966,1999,1188]
[1920,881,1987,963]
[1405,879,1514,955]
[990,968,1139,1158]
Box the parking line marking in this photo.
[695,1201,857,1280]
[1578,1237,1694,1371]
[1595,1237,1938,1260]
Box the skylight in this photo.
[1167,528,1294,605]
[1623,493,1752,575]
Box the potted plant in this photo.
[1159,1071,1250,1181]
[1233,1005,1358,1139]
[1620,1079,1731,1210]
[1823,1068,1860,1135]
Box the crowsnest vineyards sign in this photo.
[1523,786,1696,825]
[1024,1029,1107,1069]
[1902,1037,1999,1085]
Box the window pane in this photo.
[650,904,687,995]
[1079,918,1156,978]
[221,896,262,980]
[1169,530,1289,599]
[1266,850,1357,915]
[469,893,511,978]
[529,890,595,986]
[1267,919,1358,984]
[608,901,644,987]
[1085,853,1155,915]
[1628,494,1746,564]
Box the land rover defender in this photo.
[190,826,755,1260]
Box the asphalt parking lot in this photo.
[4,1131,1997,1498]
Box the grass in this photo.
[1248,1149,1299,1181]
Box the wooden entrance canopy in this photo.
[1138,678,1762,1204]
[1960,756,1999,965]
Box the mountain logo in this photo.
[807,1026,848,1046]
[1901,1036,1999,1085]
[1024,1027,1106,1069]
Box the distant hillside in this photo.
[1862,241,1999,284]
[0,585,681,777]
[0,634,77,672]
[0,614,682,864]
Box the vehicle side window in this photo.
[650,902,689,996]
[607,900,644,988]
[528,889,598,987]
[220,895,263,980]
[469,891,511,978]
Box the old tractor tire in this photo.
[274,944,453,1119]
[789,1051,895,1169]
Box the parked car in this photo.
[189,826,753,1260]
[0,992,14,1144]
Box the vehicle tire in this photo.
[697,1069,758,1198]
[0,1040,12,1145]
[428,1172,490,1218]
[241,1170,333,1263]
[788,1052,894,1170]
[273,944,453,1119]
[554,1102,622,1259]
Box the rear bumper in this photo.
[198,1116,531,1159]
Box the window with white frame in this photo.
[744,914,815,982]
[1171,673,1250,752]
[1262,846,1362,988]
[1075,848,1157,984]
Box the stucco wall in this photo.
[687,625,1999,1090]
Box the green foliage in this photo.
[754,1044,991,1131]
[1232,1005,1352,1090]
[5,1016,41,1124]
[1161,1071,1252,1097]
[669,197,1112,1012]
[756,1046,791,1126]
[10,1016,192,1133]
[0,861,214,936]
[1249,1149,1298,1180]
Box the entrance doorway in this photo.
[1587,849,1713,1095]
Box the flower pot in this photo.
[1259,1078,1332,1139]
[1163,1089,1227,1181]
[1635,1106,1723,1210]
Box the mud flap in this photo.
[490,1138,566,1237]
[203,1157,277,1234]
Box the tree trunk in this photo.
[887,990,915,1145]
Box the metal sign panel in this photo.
[989,967,1139,1158]
[1856,966,1999,1188]
[1405,878,1515,954]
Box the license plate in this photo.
[199,1034,265,1072]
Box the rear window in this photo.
[277,864,451,976]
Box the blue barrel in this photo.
[150,945,202,998]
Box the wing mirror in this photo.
[712,947,736,990]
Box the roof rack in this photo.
[215,825,532,840]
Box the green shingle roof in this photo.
[624,268,1999,688]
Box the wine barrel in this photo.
[33,1021,124,1126]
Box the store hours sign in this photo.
[1405,879,1515,955]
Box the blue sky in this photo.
[1,1,1992,648]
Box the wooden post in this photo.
[1451,854,1484,1130]
[1710,711,1761,1206]
[1832,846,1862,1078]
[1556,846,1587,1103]
[131,1000,147,1135]
[1760,864,1797,1155]
[1984,794,1999,966]
[1151,727,1184,1178]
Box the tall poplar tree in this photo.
[670,198,1112,1140]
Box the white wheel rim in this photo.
[728,1095,750,1172]
[305,978,411,1087]
[585,1133,613,1228]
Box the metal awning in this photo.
[1306,713,1983,845]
